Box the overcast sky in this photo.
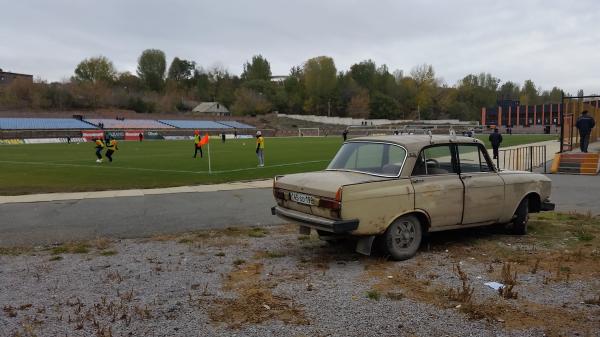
[1,0,598,94]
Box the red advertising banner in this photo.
[125,130,143,141]
[82,131,104,141]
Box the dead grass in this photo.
[209,262,309,328]
[445,265,474,303]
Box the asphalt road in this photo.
[0,174,597,246]
[0,189,283,246]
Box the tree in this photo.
[347,88,370,118]
[167,57,195,84]
[231,87,272,115]
[303,56,337,115]
[241,55,272,81]
[137,49,166,91]
[520,79,539,105]
[410,64,437,116]
[349,60,377,91]
[74,56,117,84]
[369,92,399,119]
[498,81,520,101]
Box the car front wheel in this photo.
[511,198,529,235]
[382,215,422,260]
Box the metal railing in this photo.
[497,145,547,173]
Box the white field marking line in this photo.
[0,159,330,175]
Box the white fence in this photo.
[277,114,476,126]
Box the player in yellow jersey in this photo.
[255,131,265,167]
[94,138,105,163]
[105,137,119,162]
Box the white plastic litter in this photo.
[484,281,504,290]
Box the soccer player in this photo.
[105,137,118,162]
[94,138,105,163]
[256,131,265,167]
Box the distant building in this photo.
[0,69,33,86]
[192,102,230,116]
[270,75,288,83]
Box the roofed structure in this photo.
[192,102,230,116]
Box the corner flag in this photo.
[199,133,209,146]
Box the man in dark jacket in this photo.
[576,110,596,153]
[489,128,503,159]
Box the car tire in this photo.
[382,215,422,260]
[511,198,529,235]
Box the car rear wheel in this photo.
[511,198,529,235]
[382,215,422,260]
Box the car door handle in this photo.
[411,178,424,183]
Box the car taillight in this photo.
[318,198,340,210]
[335,187,343,202]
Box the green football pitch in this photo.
[0,134,556,195]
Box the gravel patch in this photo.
[1,224,599,337]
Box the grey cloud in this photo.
[1,0,598,93]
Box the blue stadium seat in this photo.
[85,119,174,129]
[0,118,97,130]
[217,121,256,129]
[159,120,233,129]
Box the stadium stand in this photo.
[0,118,97,130]
[85,119,174,129]
[159,120,233,129]
[217,121,256,129]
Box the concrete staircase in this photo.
[551,153,600,175]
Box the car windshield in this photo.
[327,141,407,177]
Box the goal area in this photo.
[298,128,320,137]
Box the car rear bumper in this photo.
[541,199,555,211]
[271,206,359,233]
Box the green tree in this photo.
[369,92,399,119]
[349,60,377,91]
[73,56,117,84]
[241,55,272,81]
[519,79,539,105]
[137,49,167,91]
[303,56,337,115]
[167,57,196,84]
[498,81,520,101]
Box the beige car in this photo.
[272,135,555,260]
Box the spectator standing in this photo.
[576,110,596,153]
[489,128,503,159]
[221,132,226,143]
[342,128,349,141]
[139,133,143,142]
[256,131,265,167]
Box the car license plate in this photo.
[290,192,317,206]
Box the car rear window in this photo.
[327,142,406,176]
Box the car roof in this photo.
[347,134,484,152]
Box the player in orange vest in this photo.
[193,130,203,158]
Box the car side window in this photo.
[457,144,494,173]
[412,145,456,176]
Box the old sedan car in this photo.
[271,135,555,260]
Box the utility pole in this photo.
[327,99,331,117]
[417,104,420,120]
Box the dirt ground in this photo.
[1,212,599,337]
